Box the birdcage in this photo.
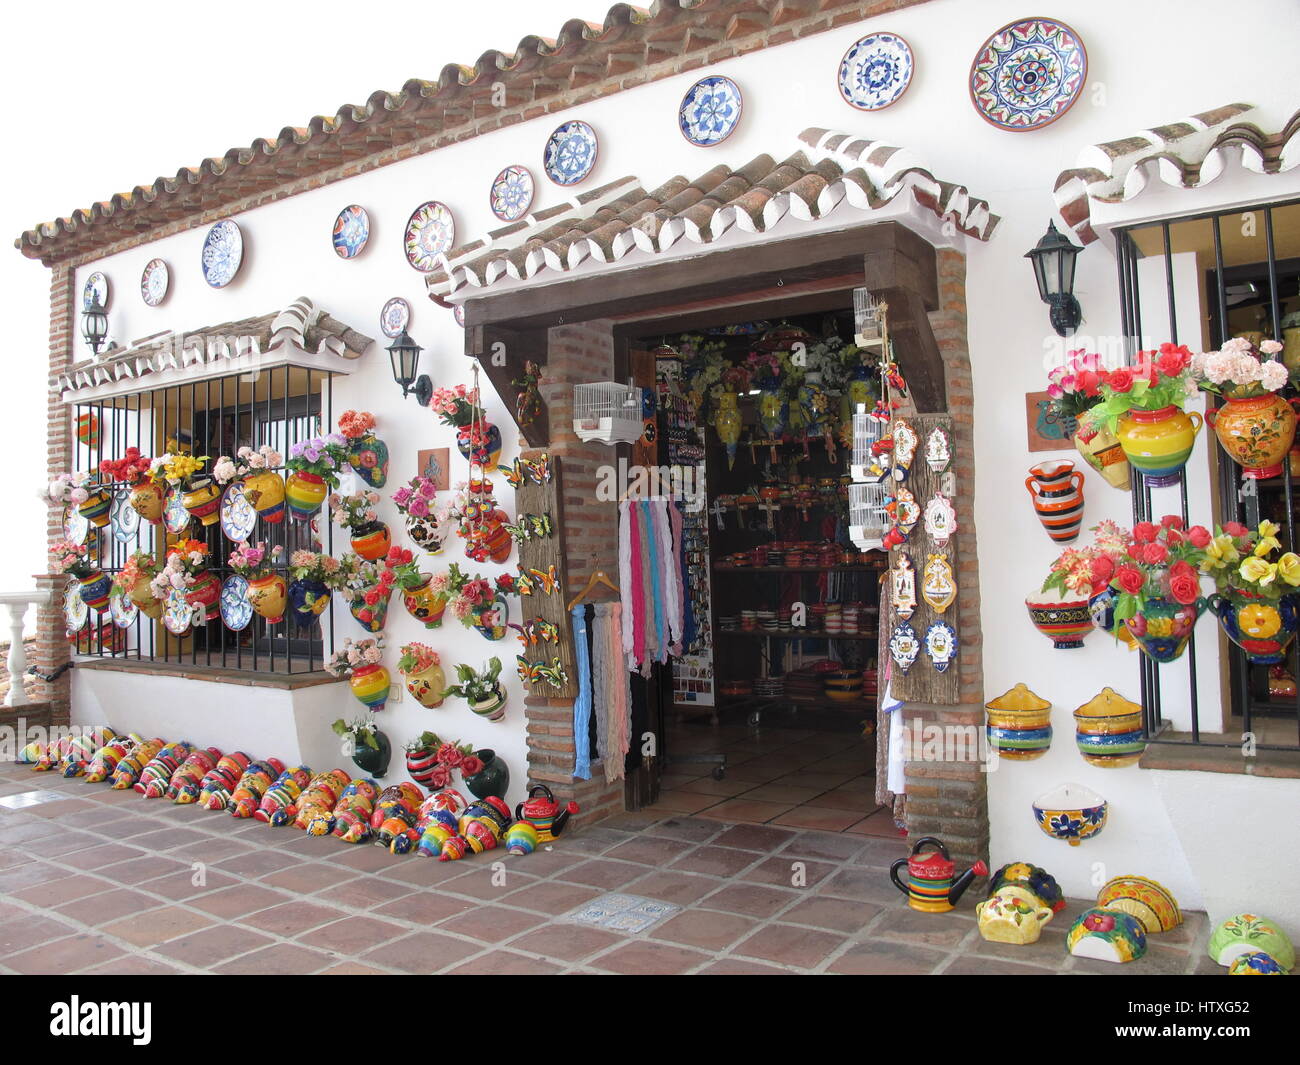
[849,481,890,552]
[850,404,887,483]
[853,286,886,348]
[572,381,644,444]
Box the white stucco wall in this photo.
[65,0,1300,922]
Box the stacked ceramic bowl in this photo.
[1073,687,1146,768]
[1096,875,1182,935]
[753,677,784,699]
[823,670,863,703]
[984,683,1053,761]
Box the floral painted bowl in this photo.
[1097,875,1182,934]
[988,861,1066,914]
[1228,951,1287,975]
[1067,907,1147,963]
[1032,782,1107,846]
[1208,914,1295,971]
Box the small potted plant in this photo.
[332,714,390,777]
[442,656,507,721]
[286,550,345,627]
[392,474,450,552]
[284,433,349,521]
[431,384,501,470]
[156,453,218,526]
[148,538,218,622]
[1109,516,1212,664]
[47,470,112,528]
[338,556,393,632]
[229,541,286,624]
[213,445,285,523]
[338,409,389,488]
[403,731,506,799]
[388,548,449,628]
[330,489,390,560]
[397,642,445,708]
[325,636,390,712]
[1040,520,1132,641]
[1047,349,1132,490]
[1201,519,1300,664]
[448,571,509,641]
[49,539,112,611]
[99,447,164,524]
[1194,337,1295,480]
[111,551,163,619]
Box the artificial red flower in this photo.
[357,609,373,623]
[1188,526,1211,548]
[1156,349,1186,377]
[1106,368,1135,393]
[1074,369,1102,395]
[1169,573,1200,606]
[427,765,452,789]
[1116,566,1144,595]
[363,589,381,606]
[1223,522,1249,538]
[1090,555,1116,588]
[1161,515,1184,530]
[1142,542,1169,565]
[1133,522,1158,543]
[460,756,483,777]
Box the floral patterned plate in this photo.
[404,201,455,272]
[63,505,89,546]
[332,205,370,259]
[542,120,598,186]
[163,589,195,636]
[838,32,914,111]
[889,621,920,675]
[201,219,244,287]
[220,483,256,542]
[220,575,253,631]
[83,271,110,311]
[380,297,411,339]
[64,581,89,633]
[140,258,169,306]
[678,75,742,146]
[110,490,139,544]
[969,18,1087,132]
[489,165,535,221]
[110,589,138,629]
[163,488,190,534]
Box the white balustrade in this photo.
[0,590,54,707]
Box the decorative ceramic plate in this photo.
[220,483,256,542]
[925,621,957,673]
[925,426,953,473]
[891,553,917,620]
[892,418,918,475]
[201,220,244,287]
[893,487,920,534]
[163,488,190,534]
[332,205,370,259]
[453,304,466,328]
[63,505,89,546]
[542,120,598,186]
[403,201,455,272]
[379,297,411,339]
[489,165,535,221]
[140,258,169,306]
[83,271,110,311]
[110,589,138,629]
[163,589,195,635]
[110,490,139,544]
[923,492,957,547]
[969,18,1087,132]
[922,554,957,614]
[890,621,920,675]
[64,581,88,633]
[220,575,253,631]
[838,32,914,111]
[678,75,743,146]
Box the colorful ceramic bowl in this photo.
[1067,908,1147,963]
[988,861,1066,913]
[1025,593,1093,649]
[1228,951,1287,975]
[1097,875,1182,934]
[1208,914,1295,971]
[986,725,1053,760]
[1032,782,1107,846]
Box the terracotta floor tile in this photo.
[737,783,828,804]
[212,942,334,975]
[359,931,481,974]
[499,879,603,915]
[669,845,761,878]
[444,950,564,975]
[873,907,978,948]
[557,859,646,890]
[214,850,302,878]
[771,806,865,832]
[317,961,392,975]
[241,901,349,937]
[777,831,868,862]
[820,867,906,905]
[641,817,723,845]
[99,905,216,947]
[650,908,758,952]
[711,823,800,852]
[508,923,626,962]
[321,876,413,911]
[740,855,836,888]
[139,868,239,902]
[23,830,105,858]
[697,882,799,919]
[942,955,1057,976]
[696,798,794,824]
[667,776,754,797]
[98,853,192,884]
[259,862,350,895]
[297,915,410,953]
[783,895,881,934]
[0,861,78,893]
[622,870,723,906]
[828,939,948,975]
[733,922,844,968]
[645,792,724,815]
[80,955,188,975]
[4,932,126,975]
[188,884,292,919]
[54,888,165,926]
[11,873,116,907]
[372,890,476,924]
[592,939,712,975]
[126,827,218,852]
[326,845,405,873]
[61,842,148,868]
[696,958,791,975]
[156,924,275,967]
[437,905,547,944]
[0,915,75,957]
[603,836,693,866]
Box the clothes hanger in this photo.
[567,569,620,611]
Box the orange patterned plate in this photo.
[1097,875,1182,933]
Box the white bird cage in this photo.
[849,481,890,552]
[853,286,886,349]
[850,404,886,483]
[572,381,644,444]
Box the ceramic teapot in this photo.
[889,836,988,913]
[514,784,579,842]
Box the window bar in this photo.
[96,396,105,659]
[190,378,198,669]
[137,389,147,662]
[282,363,291,674]
[306,366,315,675]
[325,370,335,673]
[207,373,217,670]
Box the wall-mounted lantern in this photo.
[1025,220,1083,337]
[81,295,109,356]
[387,330,432,406]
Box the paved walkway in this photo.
[0,762,1214,975]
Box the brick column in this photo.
[901,249,989,868]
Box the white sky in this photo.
[0,0,614,598]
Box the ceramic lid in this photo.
[1073,687,1142,720]
[986,683,1051,713]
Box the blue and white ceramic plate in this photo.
[839,32,914,111]
[678,75,742,146]
[64,581,88,633]
[969,18,1087,132]
[140,258,169,306]
[542,121,598,186]
[163,488,190,534]
[63,505,89,546]
[332,205,370,259]
[404,201,455,272]
[220,574,252,631]
[201,220,244,287]
[110,589,138,630]
[163,589,194,636]
[925,621,957,673]
[220,482,256,542]
[490,165,535,221]
[110,490,139,544]
[380,297,411,339]
[83,271,110,311]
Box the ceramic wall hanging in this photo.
[921,554,956,614]
[404,201,456,272]
[110,491,139,544]
[1025,459,1084,542]
[838,31,914,111]
[1208,589,1300,666]
[924,426,952,473]
[1096,876,1182,935]
[1115,406,1203,486]
[892,418,918,478]
[985,683,1052,760]
[220,483,257,542]
[83,271,110,311]
[380,297,411,339]
[1207,392,1298,480]
[140,258,169,306]
[1032,782,1107,846]
[987,861,1066,914]
[892,487,920,536]
[201,220,244,287]
[977,892,1054,945]
[247,573,287,624]
[678,74,742,146]
[891,553,917,619]
[63,505,89,545]
[889,620,920,674]
[923,492,957,547]
[109,589,138,629]
[1073,687,1146,768]
[78,572,112,612]
[63,582,88,633]
[1208,914,1294,971]
[162,589,195,635]
[888,836,987,913]
[1067,908,1147,963]
[1025,589,1092,649]
[969,18,1087,132]
[1228,951,1288,975]
[925,621,957,672]
[220,575,253,631]
[332,205,370,259]
[489,165,535,221]
[543,120,598,186]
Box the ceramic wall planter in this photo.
[404,662,446,708]
[1025,460,1084,542]
[126,573,163,619]
[1033,782,1107,846]
[456,423,502,470]
[185,571,222,622]
[348,434,390,488]
[984,683,1053,760]
[714,392,742,468]
[129,482,165,524]
[987,862,1066,914]
[349,589,391,633]
[181,478,222,526]
[351,729,391,778]
[1208,914,1294,970]
[78,488,113,528]
[1096,876,1182,935]
[1073,423,1130,490]
[463,749,509,799]
[406,513,446,553]
[1087,586,1135,647]
[288,578,331,627]
[1209,590,1300,665]
[242,470,286,523]
[402,574,447,628]
[348,663,391,712]
[888,836,988,913]
[77,571,112,612]
[471,594,509,640]
[1025,591,1093,649]
[1116,405,1203,487]
[504,821,539,855]
[285,470,329,522]
[350,521,392,561]
[1124,595,1205,664]
[1206,393,1298,479]
[1067,908,1147,963]
[247,573,287,624]
[1073,687,1146,768]
[471,685,508,722]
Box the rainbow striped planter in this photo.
[350,522,392,561]
[349,663,391,712]
[1116,405,1203,487]
[77,571,112,612]
[182,479,222,526]
[284,470,328,522]
[1025,593,1093,649]
[77,489,113,528]
[987,724,1053,760]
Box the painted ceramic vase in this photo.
[129,481,165,524]
[288,578,331,627]
[1096,875,1182,934]
[504,820,538,855]
[370,782,422,829]
[402,574,447,628]
[887,836,988,914]
[1208,914,1295,970]
[350,730,390,778]
[463,748,509,799]
[477,520,514,565]
[1206,392,1298,479]
[348,434,390,488]
[285,470,329,522]
[406,513,446,553]
[758,390,787,438]
[113,738,165,789]
[185,571,222,622]
[182,478,222,526]
[471,685,508,722]
[977,892,1054,945]
[1073,422,1130,490]
[1067,908,1147,963]
[405,746,439,789]
[987,862,1066,914]
[714,391,742,468]
[1024,460,1084,543]
[456,422,502,471]
[349,588,391,633]
[125,572,163,619]
[1124,594,1205,664]
[1208,590,1300,665]
[404,662,446,708]
[984,683,1053,760]
[229,758,285,818]
[1116,405,1203,487]
[242,470,286,524]
[1032,782,1107,846]
[471,594,509,640]
[192,751,251,807]
[78,488,113,527]
[247,573,287,624]
[348,663,391,712]
[78,571,112,612]
[1228,951,1288,975]
[136,742,193,796]
[1025,591,1092,649]
[350,521,392,561]
[285,768,350,828]
[83,739,131,783]
[418,823,458,857]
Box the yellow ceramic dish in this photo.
[1097,875,1182,933]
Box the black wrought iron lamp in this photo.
[387,330,432,406]
[1025,220,1083,337]
[81,295,109,355]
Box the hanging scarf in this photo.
[628,501,646,668]
[619,501,634,657]
[592,602,611,771]
[606,602,630,782]
[571,604,593,780]
[643,500,665,665]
